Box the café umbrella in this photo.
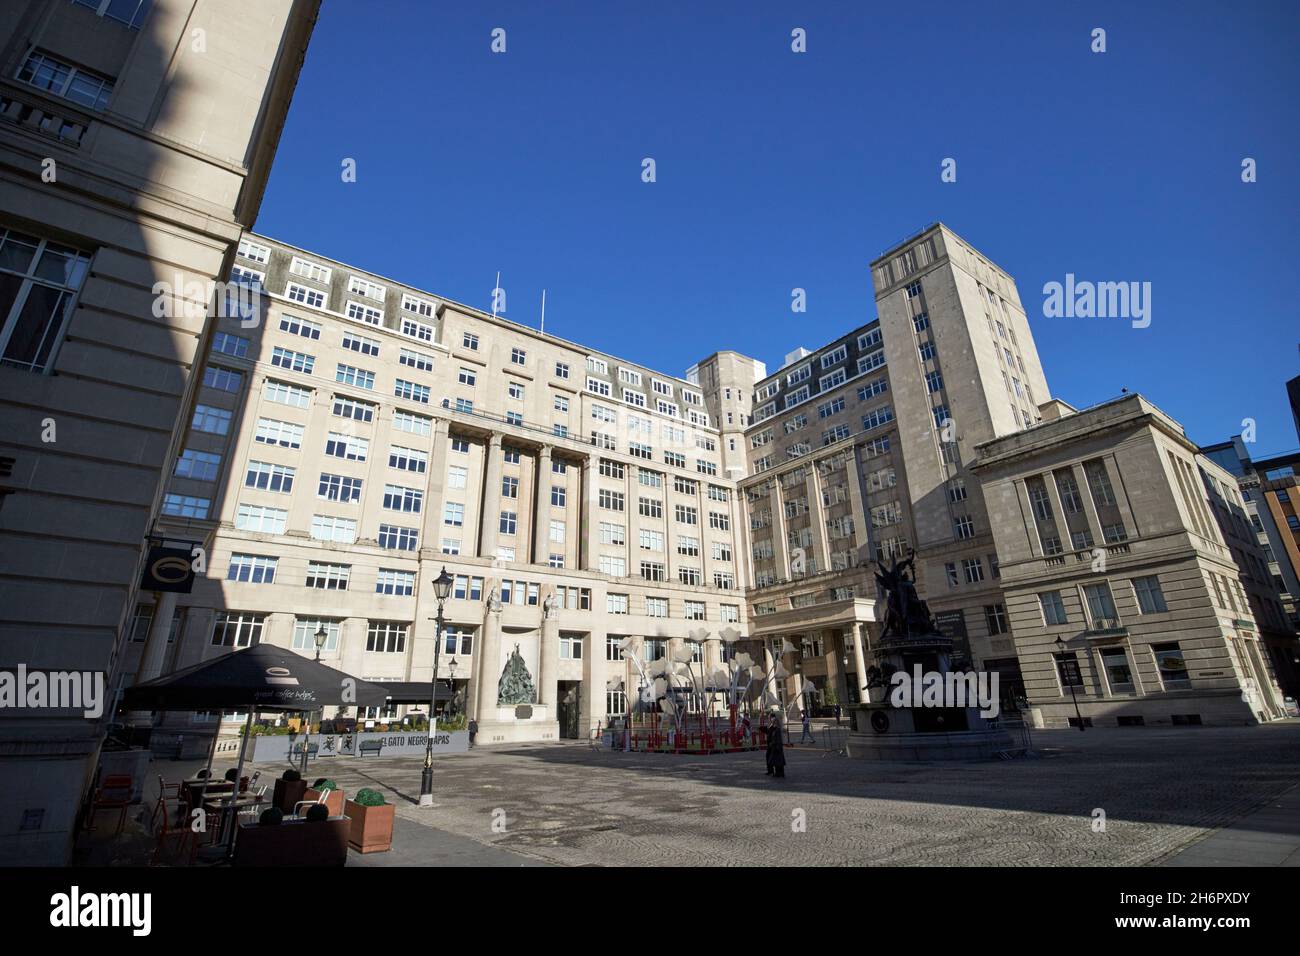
[123,644,392,855]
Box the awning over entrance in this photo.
[747,597,879,637]
[378,681,454,705]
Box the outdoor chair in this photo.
[292,788,332,819]
[149,796,196,866]
[87,773,133,836]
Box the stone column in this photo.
[533,444,553,564]
[128,591,177,723]
[475,597,503,720]
[479,432,503,559]
[581,455,599,570]
[852,623,870,698]
[537,602,559,705]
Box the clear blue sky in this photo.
[255,0,1300,457]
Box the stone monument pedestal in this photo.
[474,704,560,745]
[847,702,1014,761]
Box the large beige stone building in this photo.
[737,224,1050,711]
[127,233,756,747]
[972,394,1291,727]
[0,0,319,865]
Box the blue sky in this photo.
[255,0,1300,457]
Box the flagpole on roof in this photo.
[540,289,546,335]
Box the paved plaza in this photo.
[249,723,1300,867]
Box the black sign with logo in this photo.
[140,546,195,593]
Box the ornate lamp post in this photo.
[1055,636,1086,732]
[448,658,459,716]
[420,567,455,808]
[313,625,328,661]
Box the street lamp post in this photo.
[448,658,458,716]
[1055,636,1086,732]
[420,567,455,808]
[299,625,328,773]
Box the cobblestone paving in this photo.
[261,723,1300,866]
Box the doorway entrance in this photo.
[557,681,583,738]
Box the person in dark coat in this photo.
[468,717,478,749]
[765,714,786,777]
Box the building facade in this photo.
[737,224,1051,712]
[972,395,1290,727]
[127,233,752,746]
[0,0,320,865]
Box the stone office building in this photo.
[127,233,758,747]
[972,394,1290,727]
[0,0,320,865]
[737,224,1051,711]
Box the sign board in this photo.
[140,546,195,593]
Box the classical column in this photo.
[533,445,553,564]
[128,591,177,723]
[851,623,870,698]
[581,455,599,570]
[479,432,504,560]
[475,595,503,720]
[537,597,559,706]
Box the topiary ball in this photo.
[304,804,329,822]
[353,788,386,807]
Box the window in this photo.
[325,432,368,461]
[402,293,435,317]
[1152,643,1190,689]
[375,569,416,596]
[599,522,626,545]
[646,597,668,618]
[858,349,886,374]
[953,515,975,539]
[285,283,326,309]
[342,331,381,357]
[919,342,936,362]
[1039,591,1068,625]
[235,504,286,534]
[606,593,629,615]
[254,418,304,449]
[389,445,428,473]
[378,524,419,550]
[17,50,114,109]
[192,404,232,435]
[292,618,340,654]
[383,484,423,513]
[394,379,430,404]
[1054,652,1083,689]
[446,465,468,490]
[227,554,277,584]
[639,529,663,550]
[963,558,984,584]
[336,364,375,389]
[817,397,845,419]
[1100,647,1134,692]
[599,489,624,511]
[984,604,1008,635]
[462,331,479,351]
[174,448,220,481]
[1083,583,1118,625]
[309,514,356,543]
[549,519,565,542]
[305,562,350,590]
[458,367,477,386]
[366,621,407,654]
[1132,575,1168,614]
[499,511,517,535]
[443,502,465,526]
[508,381,525,401]
[318,472,362,503]
[599,555,626,576]
[944,562,959,588]
[211,612,265,648]
[401,318,433,342]
[554,395,570,413]
[393,410,432,436]
[685,601,706,621]
[862,406,894,431]
[347,301,384,326]
[640,561,665,581]
[511,347,527,365]
[333,396,375,423]
[555,361,570,379]
[560,633,583,660]
[245,461,294,494]
[678,567,702,586]
[639,497,662,519]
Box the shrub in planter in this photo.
[345,788,394,854]
[304,778,344,817]
[273,769,306,813]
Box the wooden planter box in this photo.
[304,786,344,816]
[272,778,307,814]
[345,800,394,853]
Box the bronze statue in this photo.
[874,552,937,640]
[497,644,537,704]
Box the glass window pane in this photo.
[2,285,71,371]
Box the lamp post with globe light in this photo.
[419,567,455,807]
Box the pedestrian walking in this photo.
[799,710,816,745]
[468,717,478,749]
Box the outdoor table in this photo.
[204,794,265,845]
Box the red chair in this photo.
[150,795,197,866]
[87,774,133,836]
